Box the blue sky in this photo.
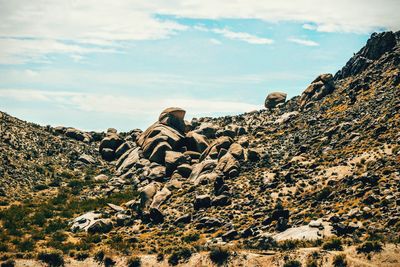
[0,0,399,131]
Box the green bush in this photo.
[283,260,302,267]
[182,232,200,243]
[168,247,192,266]
[333,254,347,267]
[1,259,16,267]
[37,249,64,267]
[356,241,383,254]
[209,247,230,266]
[322,238,343,251]
[127,256,141,267]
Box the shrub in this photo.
[209,247,230,266]
[283,260,302,267]
[316,187,332,201]
[168,247,192,266]
[356,241,383,254]
[103,256,116,267]
[1,259,16,267]
[94,250,105,263]
[333,254,347,267]
[127,256,141,267]
[182,232,200,243]
[322,238,343,251]
[17,239,35,252]
[37,249,64,267]
[74,251,89,261]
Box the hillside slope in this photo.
[0,31,399,266]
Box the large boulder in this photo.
[186,131,209,153]
[138,182,162,211]
[265,92,287,109]
[216,152,240,178]
[99,132,123,161]
[298,74,334,108]
[165,151,190,175]
[65,128,92,143]
[137,107,186,164]
[200,136,233,161]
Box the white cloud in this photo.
[0,88,259,119]
[288,37,319,46]
[212,29,273,45]
[0,0,398,64]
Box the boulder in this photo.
[194,195,211,210]
[165,151,190,175]
[177,164,193,178]
[100,133,123,152]
[174,214,192,225]
[212,195,231,206]
[116,147,141,174]
[228,143,244,160]
[78,154,95,164]
[139,182,162,211]
[200,136,233,161]
[186,131,209,153]
[87,219,113,234]
[70,211,102,232]
[115,142,134,159]
[149,208,164,224]
[101,148,115,161]
[216,152,240,178]
[150,187,171,209]
[65,128,92,142]
[265,92,287,109]
[158,107,186,132]
[137,109,186,164]
[195,123,219,138]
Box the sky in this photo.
[0,0,399,131]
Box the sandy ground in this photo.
[13,244,400,267]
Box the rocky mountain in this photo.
[0,31,399,267]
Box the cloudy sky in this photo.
[0,0,399,131]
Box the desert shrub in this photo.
[333,254,347,267]
[103,256,116,267]
[127,256,141,267]
[209,247,230,266]
[322,238,343,251]
[1,259,16,267]
[316,187,332,201]
[74,251,89,261]
[34,184,49,191]
[356,241,383,254]
[168,247,192,266]
[182,232,200,243]
[37,249,64,267]
[283,260,302,267]
[17,239,35,252]
[94,250,105,263]
[280,240,300,250]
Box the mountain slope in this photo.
[0,31,399,266]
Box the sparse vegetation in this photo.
[322,238,343,251]
[209,247,230,266]
[37,249,64,267]
[356,241,383,254]
[283,259,302,267]
[167,247,192,266]
[127,256,141,267]
[333,254,347,267]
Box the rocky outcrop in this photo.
[298,73,334,108]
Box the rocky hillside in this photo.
[0,31,399,266]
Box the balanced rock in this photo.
[265,92,287,109]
